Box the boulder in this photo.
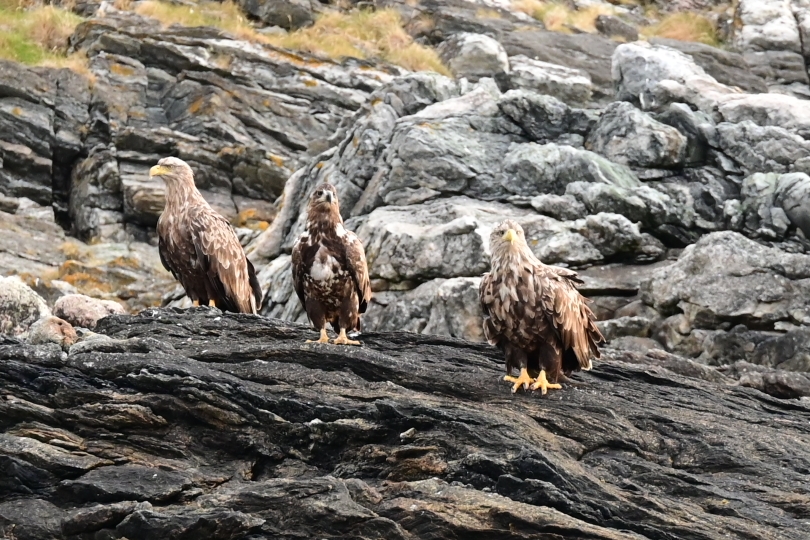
[364,278,484,342]
[505,55,593,105]
[648,37,767,94]
[641,231,810,331]
[437,33,510,83]
[0,276,50,336]
[53,294,127,329]
[237,0,313,30]
[595,15,639,42]
[737,172,810,240]
[498,30,617,100]
[498,90,596,142]
[733,0,801,54]
[715,121,810,176]
[586,102,687,169]
[26,316,78,349]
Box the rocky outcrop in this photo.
[1,308,808,540]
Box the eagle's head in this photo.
[149,157,195,191]
[308,183,340,211]
[489,219,533,266]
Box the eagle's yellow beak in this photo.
[502,229,517,243]
[149,165,171,177]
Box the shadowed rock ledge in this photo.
[1,308,808,539]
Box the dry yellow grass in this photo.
[267,9,450,74]
[134,2,448,74]
[511,0,613,33]
[642,12,720,46]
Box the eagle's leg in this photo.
[332,328,361,346]
[502,344,534,392]
[530,370,562,395]
[306,328,330,344]
[504,368,535,393]
[192,300,200,307]
[208,299,216,307]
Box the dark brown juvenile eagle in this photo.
[150,157,262,314]
[479,219,604,394]
[291,183,372,345]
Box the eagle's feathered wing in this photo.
[158,205,262,314]
[480,262,602,371]
[344,230,372,314]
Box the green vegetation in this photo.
[0,1,84,65]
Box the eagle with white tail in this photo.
[480,219,604,394]
[150,157,262,314]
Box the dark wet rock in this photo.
[595,15,638,42]
[238,0,313,30]
[0,308,808,539]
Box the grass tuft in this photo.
[134,2,448,74]
[0,2,83,65]
[267,9,450,74]
[642,12,720,46]
[511,0,613,33]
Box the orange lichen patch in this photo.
[315,162,325,169]
[11,107,23,116]
[188,96,205,114]
[107,256,144,271]
[352,136,359,147]
[218,146,246,157]
[268,154,285,167]
[214,54,233,70]
[370,97,383,106]
[109,63,136,76]
[303,79,318,87]
[234,208,274,230]
[60,271,114,294]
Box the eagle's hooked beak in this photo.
[321,191,335,204]
[502,229,517,244]
[150,165,171,177]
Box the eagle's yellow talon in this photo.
[530,370,562,395]
[504,367,534,393]
[306,328,330,344]
[208,299,216,307]
[332,328,361,346]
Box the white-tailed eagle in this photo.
[150,157,262,314]
[479,219,604,394]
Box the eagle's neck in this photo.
[490,244,539,280]
[165,182,207,210]
[306,205,344,238]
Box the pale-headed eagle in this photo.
[291,183,372,345]
[480,219,604,394]
[150,157,262,314]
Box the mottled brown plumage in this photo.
[151,157,262,314]
[291,183,372,345]
[479,219,604,394]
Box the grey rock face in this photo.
[505,55,593,105]
[641,231,810,332]
[437,33,509,83]
[715,121,810,176]
[586,102,687,169]
[498,90,596,142]
[1,308,808,539]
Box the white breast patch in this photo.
[311,248,337,282]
